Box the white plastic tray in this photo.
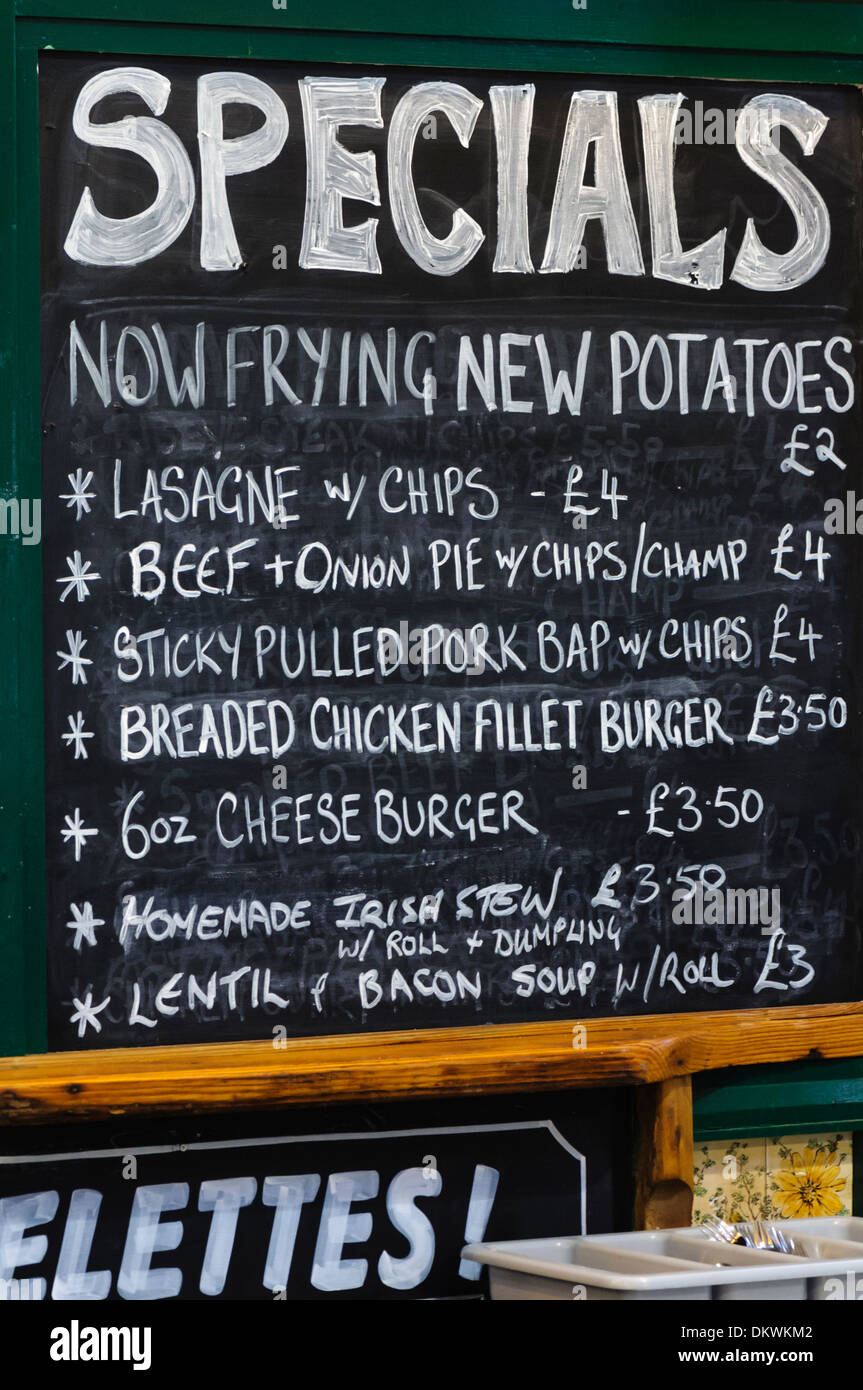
[462,1218,863,1300]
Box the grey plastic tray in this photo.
[462,1218,863,1300]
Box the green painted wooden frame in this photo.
[694,1059,863,1216]
[695,1059,863,1139]
[2,0,863,1062]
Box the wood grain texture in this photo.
[634,1077,694,1230]
[1,1001,862,1124]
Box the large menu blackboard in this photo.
[40,55,863,1049]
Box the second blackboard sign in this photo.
[0,1090,631,1298]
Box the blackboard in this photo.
[0,1089,631,1299]
[39,55,863,1050]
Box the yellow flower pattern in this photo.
[772,1146,846,1219]
[692,1134,852,1227]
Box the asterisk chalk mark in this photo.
[57,551,101,602]
[56,630,92,685]
[69,987,110,1037]
[61,807,98,861]
[59,469,96,521]
[65,901,104,950]
[61,710,94,760]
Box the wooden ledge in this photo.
[1,1001,862,1123]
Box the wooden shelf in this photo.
[2,1000,862,1124]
